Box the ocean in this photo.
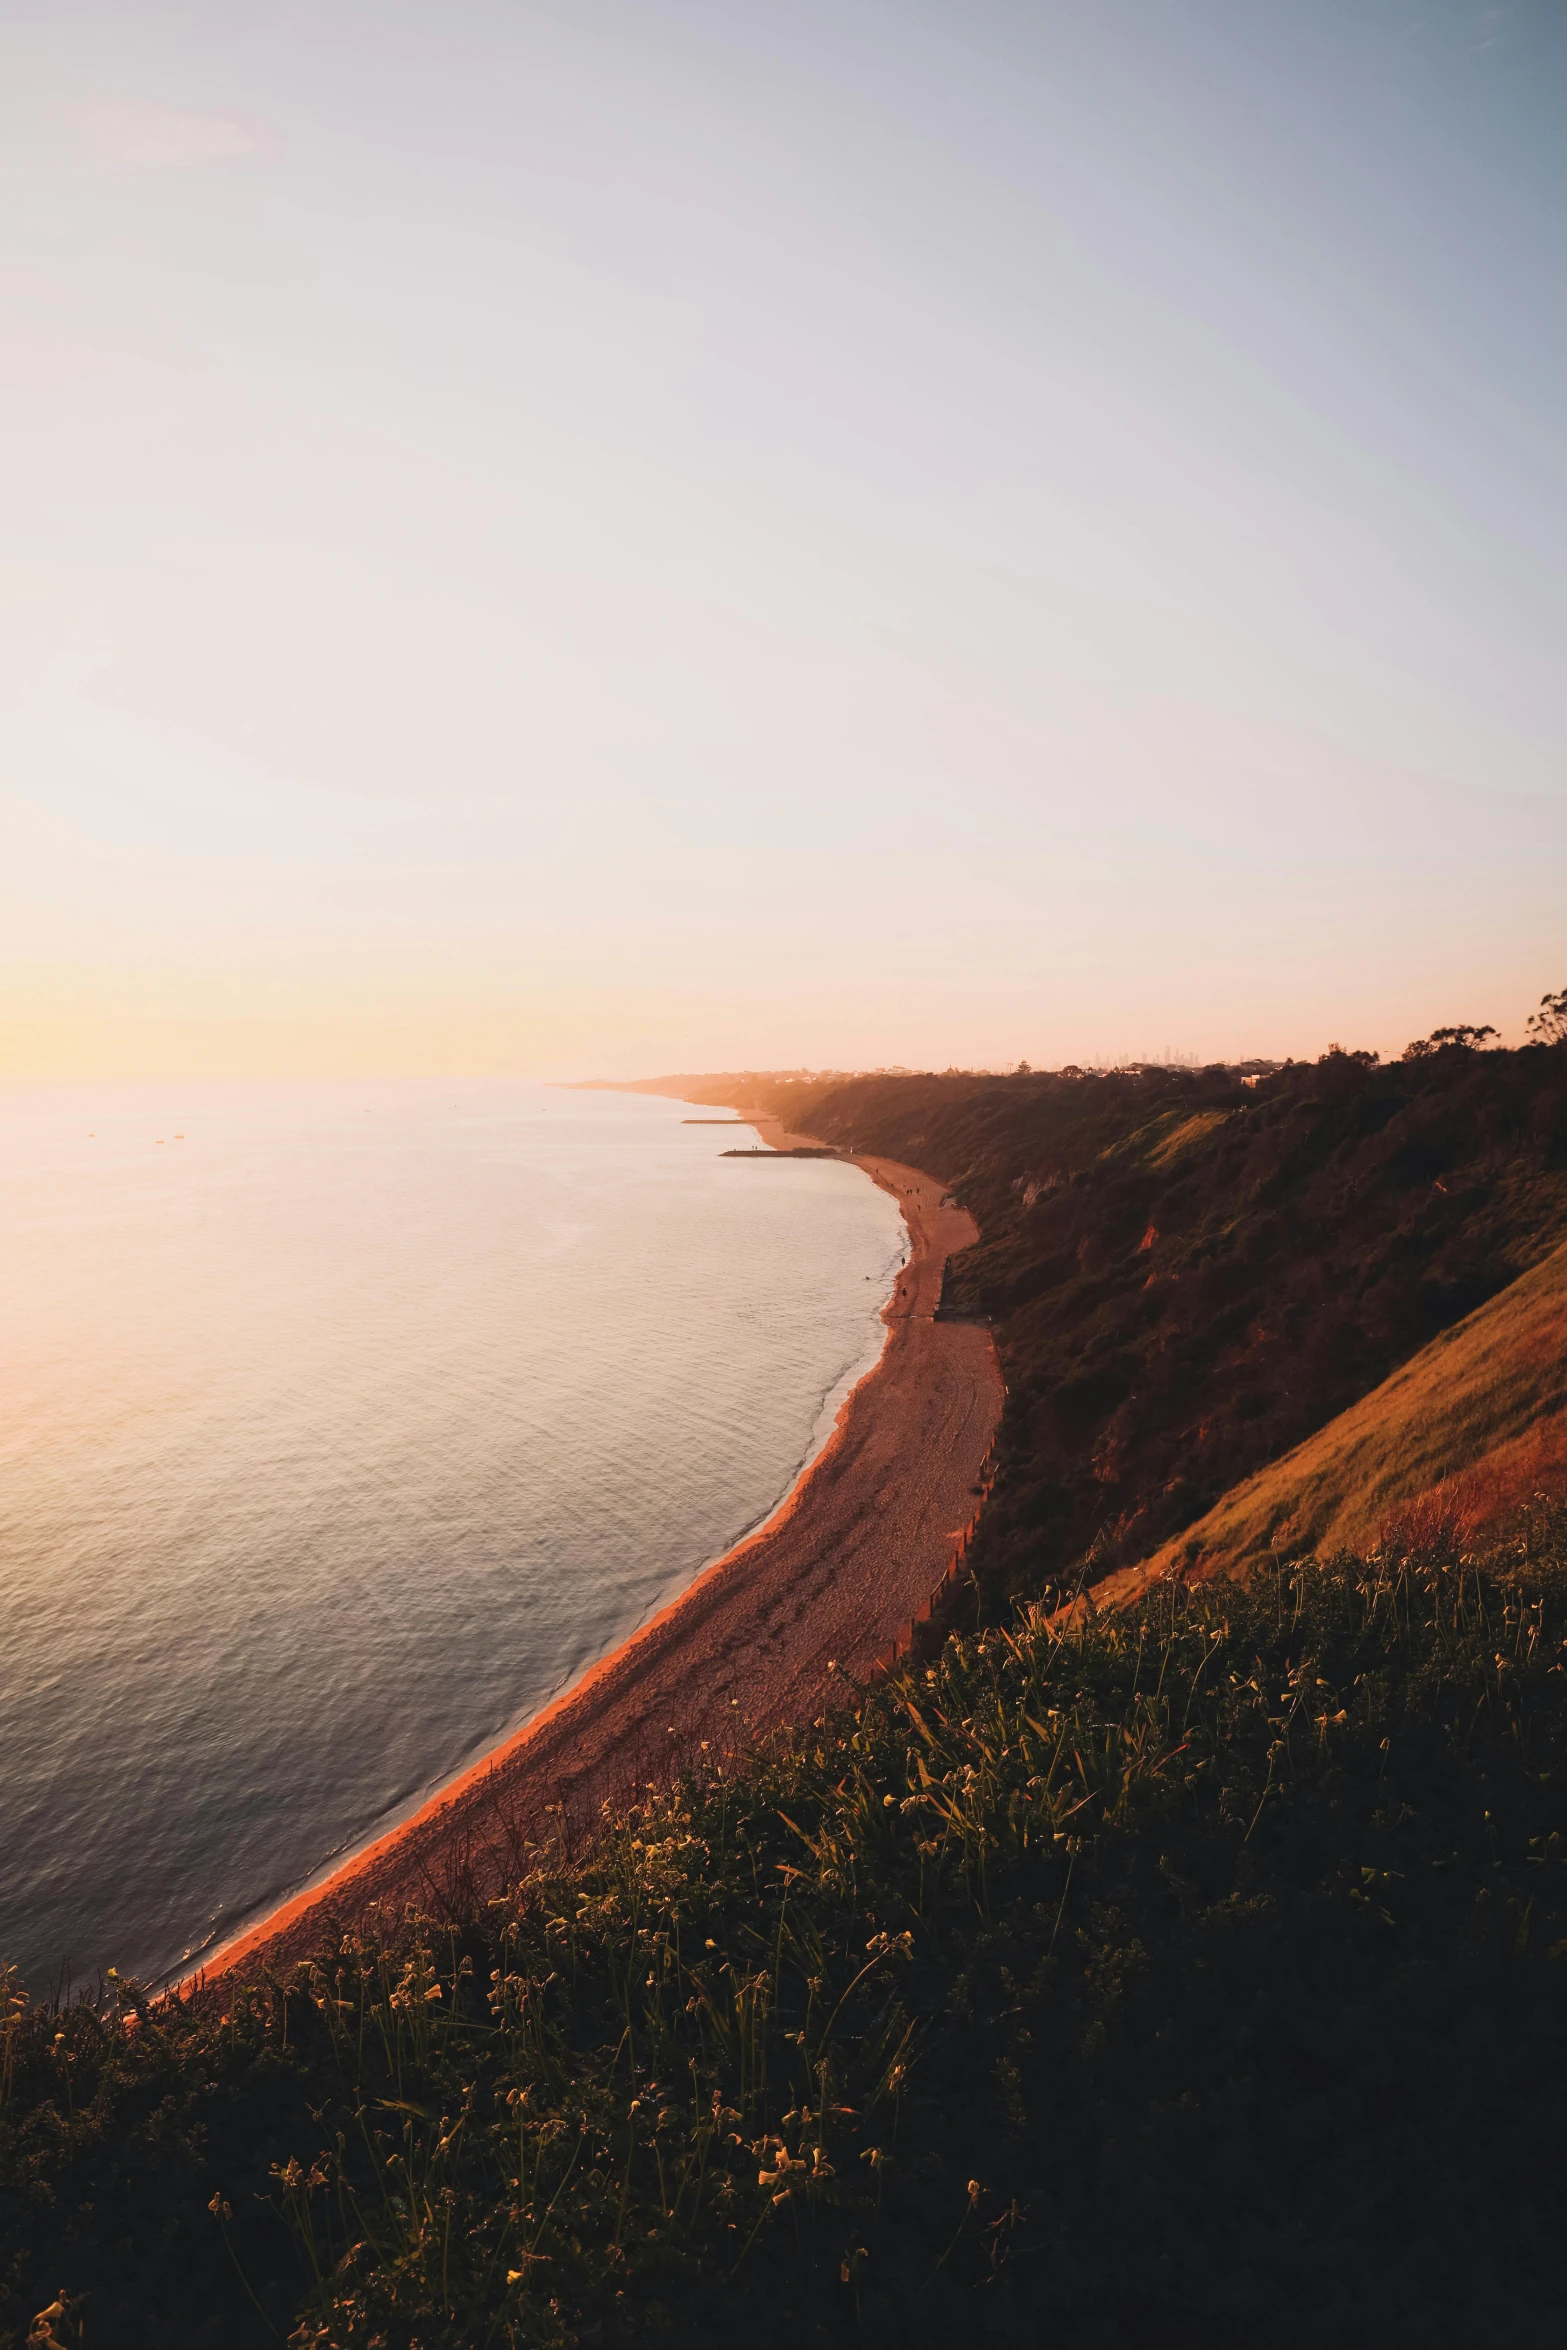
[0,1080,907,1994]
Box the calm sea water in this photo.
[0,1080,906,1994]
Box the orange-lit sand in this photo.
[194,1119,1001,1986]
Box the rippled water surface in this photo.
[0,1081,906,1992]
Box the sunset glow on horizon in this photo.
[4,1,1566,1081]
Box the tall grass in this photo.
[1130,1234,1567,1591]
[8,1519,1567,2346]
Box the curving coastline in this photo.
[190,1115,1002,1989]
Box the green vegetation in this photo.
[697,1039,1567,1601]
[9,1524,1567,2345]
[1129,1231,1567,1589]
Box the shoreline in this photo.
[187,1111,1002,1991]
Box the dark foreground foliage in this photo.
[9,1522,1567,2348]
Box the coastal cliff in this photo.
[629,1047,1567,1606]
[13,1038,1567,2348]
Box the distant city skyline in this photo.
[4,1,1565,1078]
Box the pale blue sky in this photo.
[3,1,1565,1074]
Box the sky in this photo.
[2,0,1565,1079]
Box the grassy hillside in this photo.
[661,1043,1567,1602]
[14,1037,1567,2345]
[1105,1233,1567,1603]
[9,1532,1567,2348]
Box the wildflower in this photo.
[28,2297,77,2349]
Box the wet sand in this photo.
[194,1117,1002,1986]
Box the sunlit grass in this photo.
[1125,1235,1567,1592]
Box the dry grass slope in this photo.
[1099,1234,1567,1607]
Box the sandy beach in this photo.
[195,1115,1002,1986]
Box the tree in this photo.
[1527,988,1567,1047]
[1401,1024,1498,1060]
